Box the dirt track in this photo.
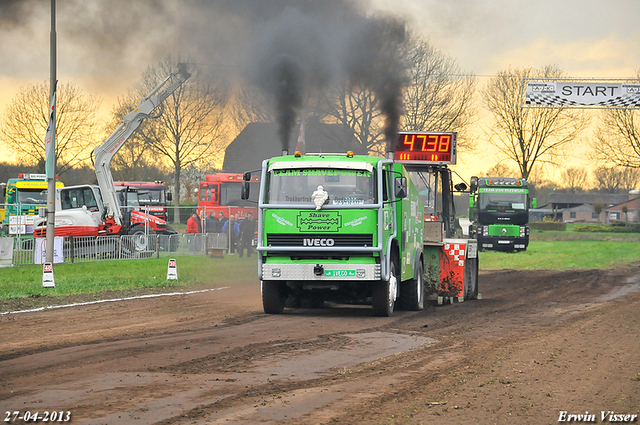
[1,265,639,424]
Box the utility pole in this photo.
[45,0,57,263]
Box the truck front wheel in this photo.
[372,260,398,317]
[262,281,286,314]
[399,260,424,311]
[127,225,155,252]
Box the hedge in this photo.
[529,222,567,231]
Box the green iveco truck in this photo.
[246,150,425,316]
[469,176,535,252]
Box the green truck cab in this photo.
[249,151,425,316]
[1,173,64,235]
[469,176,535,252]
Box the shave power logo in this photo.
[297,211,342,232]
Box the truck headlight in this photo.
[520,226,525,237]
[482,226,488,237]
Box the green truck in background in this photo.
[469,176,536,252]
[1,173,64,236]
[244,131,480,317]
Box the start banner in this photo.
[523,79,640,108]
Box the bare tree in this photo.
[560,166,590,192]
[0,81,102,175]
[121,58,229,222]
[592,200,605,223]
[479,163,517,178]
[593,166,622,193]
[319,80,385,155]
[593,165,640,193]
[105,100,166,181]
[402,35,477,152]
[592,70,640,168]
[482,66,588,179]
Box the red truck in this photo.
[114,181,171,222]
[198,173,260,223]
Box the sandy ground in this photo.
[1,265,639,424]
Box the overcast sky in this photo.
[1,0,638,176]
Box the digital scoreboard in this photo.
[392,131,457,165]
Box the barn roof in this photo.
[222,120,366,173]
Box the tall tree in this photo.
[560,166,590,193]
[402,35,477,152]
[593,165,640,193]
[319,81,385,155]
[593,87,640,169]
[118,58,229,222]
[480,163,517,178]
[482,66,587,179]
[106,99,167,181]
[0,81,102,175]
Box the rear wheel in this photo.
[464,257,479,300]
[262,281,286,314]
[372,260,398,317]
[399,260,424,311]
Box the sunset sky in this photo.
[1,0,639,181]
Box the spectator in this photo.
[217,211,228,232]
[186,210,202,252]
[238,212,256,258]
[221,214,240,254]
[205,211,218,233]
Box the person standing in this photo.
[221,214,240,254]
[205,211,218,234]
[186,210,202,252]
[238,212,256,258]
[216,211,228,233]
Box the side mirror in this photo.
[469,195,475,208]
[470,176,478,193]
[394,176,407,199]
[241,182,250,200]
[454,182,468,192]
[243,172,251,182]
[531,198,537,209]
[167,192,173,202]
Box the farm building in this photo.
[222,119,366,173]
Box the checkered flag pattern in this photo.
[444,243,465,267]
[526,93,640,108]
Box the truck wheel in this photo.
[127,225,155,252]
[372,260,398,317]
[262,281,286,314]
[464,257,479,300]
[399,260,424,311]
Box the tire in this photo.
[464,257,479,300]
[372,259,398,317]
[399,260,424,311]
[262,281,286,314]
[127,225,155,252]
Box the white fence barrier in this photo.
[7,232,229,266]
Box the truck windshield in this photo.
[479,192,527,211]
[267,168,376,205]
[17,189,48,204]
[138,189,165,204]
[220,182,260,205]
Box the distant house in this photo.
[529,208,556,222]
[547,192,629,210]
[603,196,640,223]
[562,204,603,223]
[222,119,367,173]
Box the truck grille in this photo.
[266,234,374,247]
